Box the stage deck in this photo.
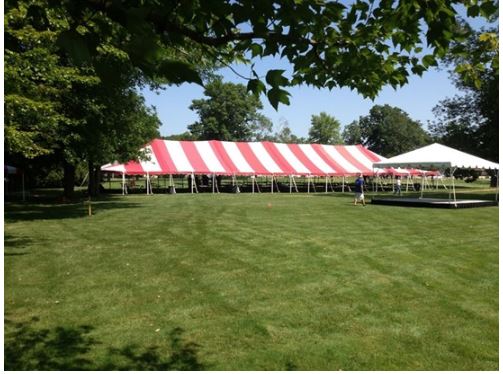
[371,197,498,209]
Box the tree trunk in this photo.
[63,162,76,199]
[87,162,102,197]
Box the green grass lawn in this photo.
[4,190,499,370]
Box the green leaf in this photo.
[157,60,203,85]
[265,70,289,87]
[421,55,437,68]
[267,88,290,110]
[467,5,479,17]
[56,30,91,65]
[249,43,263,58]
[247,79,266,96]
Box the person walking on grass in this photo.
[354,174,365,206]
[394,176,402,195]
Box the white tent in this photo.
[373,143,499,205]
[373,143,499,170]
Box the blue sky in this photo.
[140,10,492,139]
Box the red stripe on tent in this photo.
[123,160,145,175]
[150,139,177,174]
[180,141,209,174]
[209,141,239,175]
[356,144,382,162]
[311,144,350,175]
[235,142,270,175]
[335,145,372,175]
[262,142,295,175]
[288,144,324,175]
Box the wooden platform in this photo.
[371,197,498,209]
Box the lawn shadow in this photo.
[4,318,206,370]
[4,234,32,256]
[4,196,143,223]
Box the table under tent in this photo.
[101,139,388,194]
[372,143,499,208]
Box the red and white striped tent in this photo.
[101,139,386,177]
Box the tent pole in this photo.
[271,175,274,194]
[325,175,328,193]
[194,173,199,193]
[251,176,255,194]
[496,170,499,204]
[190,173,193,194]
[307,176,310,194]
[146,172,150,195]
[289,175,292,194]
[122,172,125,195]
[342,176,345,192]
[420,173,424,198]
[451,168,457,207]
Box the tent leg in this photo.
[271,175,274,194]
[496,170,499,204]
[307,176,310,194]
[146,172,150,195]
[212,174,215,194]
[342,176,345,192]
[192,173,199,193]
[451,169,457,207]
[289,175,292,194]
[122,172,125,195]
[190,173,194,194]
[420,174,424,199]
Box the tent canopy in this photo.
[373,143,499,170]
[101,139,386,177]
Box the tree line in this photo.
[4,0,497,197]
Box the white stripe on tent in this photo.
[101,163,126,173]
[322,145,360,174]
[164,140,194,173]
[345,145,375,169]
[194,141,226,173]
[298,144,335,174]
[139,145,163,172]
[222,141,254,174]
[248,142,282,174]
[274,143,310,174]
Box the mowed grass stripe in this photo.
[4,192,498,370]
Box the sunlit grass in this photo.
[4,190,499,370]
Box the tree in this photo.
[188,78,268,141]
[308,112,342,144]
[429,26,498,161]
[342,121,363,145]
[5,0,162,197]
[162,132,198,141]
[347,105,431,157]
[38,1,498,109]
